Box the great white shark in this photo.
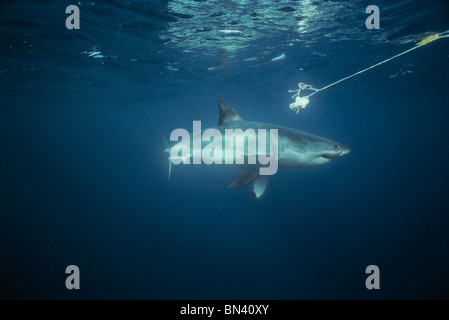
[164,100,351,198]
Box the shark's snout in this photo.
[336,145,351,157]
[340,144,351,156]
[321,144,351,159]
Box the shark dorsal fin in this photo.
[217,100,243,126]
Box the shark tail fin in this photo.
[168,160,172,181]
[162,135,168,148]
[163,135,171,180]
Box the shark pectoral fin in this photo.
[252,175,270,199]
[228,166,260,189]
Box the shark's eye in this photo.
[334,145,338,149]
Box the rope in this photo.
[288,31,449,113]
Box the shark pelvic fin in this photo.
[217,100,243,126]
[252,175,270,199]
[228,165,259,189]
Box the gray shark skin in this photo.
[165,100,351,198]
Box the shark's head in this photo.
[279,129,351,167]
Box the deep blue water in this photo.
[1,0,449,299]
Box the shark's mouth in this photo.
[320,151,347,159]
[316,155,332,163]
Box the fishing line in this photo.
[288,31,449,113]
